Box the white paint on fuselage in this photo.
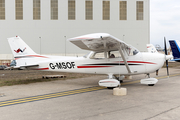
[34,52,165,76]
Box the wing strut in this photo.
[102,36,107,59]
[119,43,131,73]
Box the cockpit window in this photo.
[83,52,91,58]
[125,46,139,56]
[88,46,139,59]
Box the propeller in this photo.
[164,37,169,77]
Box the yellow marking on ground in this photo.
[122,80,140,85]
[0,86,105,107]
[1,73,180,107]
[0,87,103,105]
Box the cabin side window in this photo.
[108,51,121,58]
[89,50,123,59]
[92,52,105,59]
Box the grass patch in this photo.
[0,78,58,87]
[0,70,96,87]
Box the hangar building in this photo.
[0,0,149,65]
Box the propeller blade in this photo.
[164,37,167,55]
[164,37,169,76]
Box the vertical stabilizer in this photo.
[8,36,37,57]
[147,44,158,53]
[169,40,180,60]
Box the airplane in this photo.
[7,33,172,88]
[169,40,180,62]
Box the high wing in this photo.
[68,33,135,52]
[68,33,139,74]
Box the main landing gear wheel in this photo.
[120,80,123,83]
[140,78,158,86]
[107,87,115,89]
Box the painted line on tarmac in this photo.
[1,73,180,107]
[0,86,105,107]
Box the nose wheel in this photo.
[148,84,154,86]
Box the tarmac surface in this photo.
[1,67,180,120]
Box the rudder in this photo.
[8,36,37,57]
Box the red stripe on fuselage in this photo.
[115,61,156,64]
[15,55,49,59]
[36,68,49,70]
[26,55,49,58]
[127,61,156,64]
[77,66,112,68]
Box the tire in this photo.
[107,87,115,89]
[120,80,123,83]
[148,84,154,86]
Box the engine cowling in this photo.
[98,79,120,87]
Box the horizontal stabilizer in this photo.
[5,64,39,70]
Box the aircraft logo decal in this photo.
[14,47,26,53]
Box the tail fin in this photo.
[147,44,158,53]
[169,40,180,60]
[8,36,37,57]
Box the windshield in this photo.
[125,46,139,56]
[83,52,93,58]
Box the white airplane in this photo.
[8,33,172,88]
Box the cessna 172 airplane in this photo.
[8,33,172,88]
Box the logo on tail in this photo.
[14,47,26,53]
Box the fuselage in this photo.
[21,52,166,76]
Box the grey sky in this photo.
[150,0,180,48]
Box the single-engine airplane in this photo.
[7,33,172,88]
